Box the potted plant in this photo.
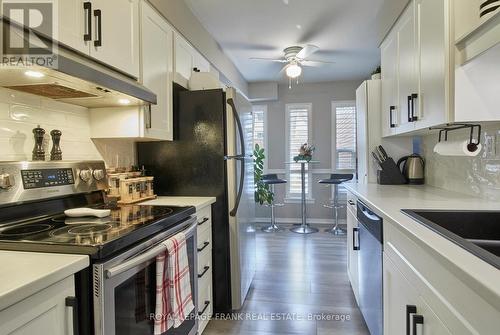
[253,144,273,205]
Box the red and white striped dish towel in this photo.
[154,232,194,334]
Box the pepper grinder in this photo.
[32,125,46,161]
[50,129,62,161]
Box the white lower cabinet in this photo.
[383,253,451,335]
[196,205,213,334]
[346,191,360,302]
[0,276,76,335]
[384,218,500,335]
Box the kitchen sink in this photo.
[402,210,500,269]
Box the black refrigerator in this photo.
[137,84,256,313]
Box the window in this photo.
[252,105,267,170]
[286,103,312,199]
[252,105,267,151]
[333,101,356,171]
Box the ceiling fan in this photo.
[249,45,335,83]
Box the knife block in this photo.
[377,158,407,185]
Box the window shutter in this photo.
[335,105,356,170]
[286,105,311,196]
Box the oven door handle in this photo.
[105,219,197,279]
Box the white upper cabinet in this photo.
[90,1,174,141]
[174,32,211,87]
[89,0,140,78]
[381,0,452,137]
[28,0,140,78]
[140,1,174,141]
[396,2,418,134]
[56,0,90,54]
[174,33,195,86]
[381,31,399,136]
[414,0,450,130]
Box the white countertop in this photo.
[0,251,89,311]
[141,196,216,212]
[344,183,500,300]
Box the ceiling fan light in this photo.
[286,63,302,78]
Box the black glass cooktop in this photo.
[0,204,195,259]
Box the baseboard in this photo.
[254,217,347,226]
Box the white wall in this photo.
[255,81,362,223]
[422,123,500,200]
[0,87,136,167]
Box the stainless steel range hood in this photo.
[0,18,156,108]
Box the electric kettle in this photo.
[397,154,425,184]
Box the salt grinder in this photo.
[50,129,62,161]
[32,125,46,161]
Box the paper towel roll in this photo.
[433,141,482,157]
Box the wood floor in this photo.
[203,224,370,335]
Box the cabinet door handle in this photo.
[411,93,418,121]
[353,227,360,251]
[198,300,210,316]
[145,105,152,129]
[197,241,210,253]
[83,2,92,41]
[198,217,209,226]
[412,314,424,335]
[348,200,355,206]
[66,296,79,335]
[389,106,396,128]
[406,305,417,335]
[94,9,102,47]
[407,96,412,122]
[198,265,210,278]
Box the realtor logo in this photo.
[2,1,58,67]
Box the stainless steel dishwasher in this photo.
[357,201,383,335]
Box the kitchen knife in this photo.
[378,145,389,161]
[372,151,382,165]
[375,147,385,162]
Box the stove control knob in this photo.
[0,173,14,189]
[93,169,105,181]
[79,169,93,182]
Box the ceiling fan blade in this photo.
[301,60,336,67]
[296,44,319,60]
[249,57,287,63]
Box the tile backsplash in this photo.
[423,123,500,200]
[0,87,136,167]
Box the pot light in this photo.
[118,98,131,105]
[24,70,44,78]
[286,63,302,78]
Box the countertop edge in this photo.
[0,252,89,311]
[141,196,216,212]
[344,183,500,301]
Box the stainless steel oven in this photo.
[93,216,198,335]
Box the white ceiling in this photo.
[185,0,401,83]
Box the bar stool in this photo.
[318,174,353,235]
[261,174,287,233]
